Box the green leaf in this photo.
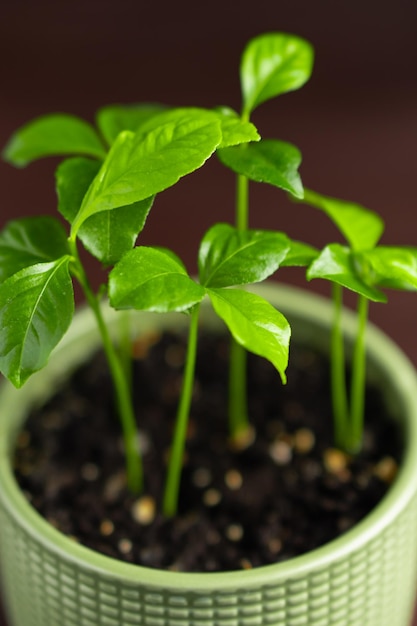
[218,139,303,198]
[72,110,222,235]
[302,189,384,251]
[359,246,417,291]
[307,244,386,302]
[56,157,102,223]
[78,199,155,266]
[199,223,289,288]
[96,103,168,146]
[214,107,260,148]
[138,106,259,149]
[56,157,154,265]
[0,258,74,387]
[133,106,216,136]
[281,239,319,267]
[3,114,106,167]
[109,247,206,312]
[208,288,290,383]
[240,32,314,116]
[0,217,70,282]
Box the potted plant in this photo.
[1,32,417,626]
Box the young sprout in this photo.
[108,223,292,516]
[1,33,315,476]
[3,32,413,523]
[302,188,417,451]
[215,32,315,442]
[0,109,233,493]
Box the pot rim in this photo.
[1,282,417,591]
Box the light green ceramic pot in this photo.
[1,283,417,626]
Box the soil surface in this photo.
[14,330,401,573]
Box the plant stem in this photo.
[236,173,249,231]
[228,170,251,441]
[69,242,143,493]
[348,294,369,452]
[163,304,200,517]
[331,283,349,447]
[228,336,249,437]
[118,310,133,394]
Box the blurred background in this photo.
[0,0,417,623]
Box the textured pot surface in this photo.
[1,283,417,626]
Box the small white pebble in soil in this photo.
[80,463,100,481]
[323,448,349,474]
[240,558,253,570]
[104,471,127,503]
[373,456,398,484]
[138,430,151,455]
[131,495,156,525]
[229,425,256,451]
[192,467,212,488]
[269,439,292,465]
[224,469,243,490]
[293,428,315,454]
[118,538,133,554]
[203,488,222,507]
[268,538,283,554]
[99,519,115,537]
[119,433,149,456]
[225,524,244,542]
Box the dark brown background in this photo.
[1,1,417,623]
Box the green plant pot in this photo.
[1,283,417,626]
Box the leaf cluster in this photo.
[1,31,416,513]
[302,189,417,302]
[109,224,292,381]
[0,33,316,390]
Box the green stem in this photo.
[331,283,349,447]
[236,174,249,231]
[228,337,249,439]
[348,294,369,452]
[163,304,200,517]
[228,170,251,440]
[69,241,143,493]
[118,310,133,394]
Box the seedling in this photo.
[1,108,230,493]
[217,33,314,441]
[302,188,417,451]
[1,32,415,521]
[108,223,292,515]
[0,33,315,511]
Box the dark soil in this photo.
[13,330,401,573]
